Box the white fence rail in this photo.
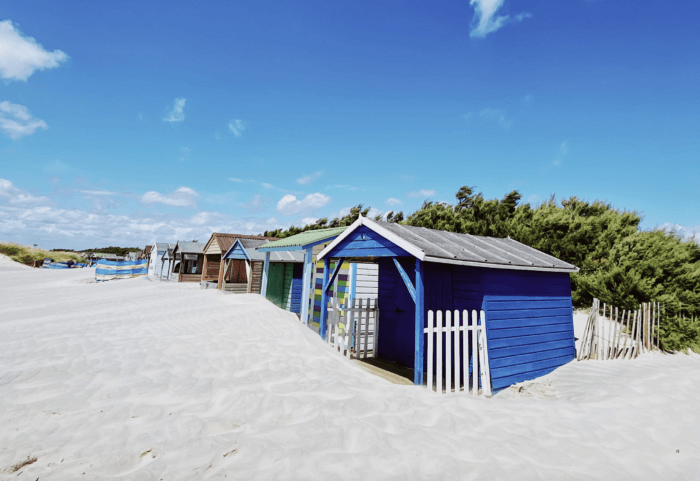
[425,310,492,397]
[326,298,379,360]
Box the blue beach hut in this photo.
[316,217,579,392]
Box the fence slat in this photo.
[436,310,443,395]
[471,310,478,397]
[454,310,461,393]
[445,310,452,394]
[427,310,434,392]
[462,310,469,396]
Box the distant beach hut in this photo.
[316,217,579,392]
[257,227,379,328]
[148,243,171,279]
[200,233,278,290]
[159,246,174,281]
[222,239,305,307]
[170,241,204,282]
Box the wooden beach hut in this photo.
[169,241,204,282]
[257,227,379,329]
[223,239,305,308]
[200,233,278,290]
[159,245,174,281]
[316,217,579,392]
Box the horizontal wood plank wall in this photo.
[482,269,575,391]
[250,261,263,294]
[203,255,221,281]
[179,273,201,282]
[224,283,248,293]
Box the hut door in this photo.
[228,260,248,283]
[266,263,286,308]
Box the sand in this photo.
[1,258,698,480]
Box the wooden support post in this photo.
[320,257,330,340]
[261,251,271,297]
[414,258,425,386]
[300,247,313,325]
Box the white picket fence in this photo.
[326,297,379,360]
[425,310,492,397]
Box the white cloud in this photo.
[276,193,331,215]
[228,119,246,137]
[301,217,318,226]
[469,0,531,38]
[480,108,511,129]
[661,223,700,240]
[0,101,48,139]
[406,189,436,199]
[229,177,243,183]
[261,183,274,189]
[0,20,68,81]
[0,178,49,205]
[163,98,186,123]
[141,186,199,207]
[387,198,402,206]
[296,171,323,185]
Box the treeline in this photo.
[264,186,700,352]
[52,246,141,256]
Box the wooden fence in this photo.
[425,310,492,397]
[326,298,379,360]
[578,298,662,360]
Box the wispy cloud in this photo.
[163,98,186,123]
[276,193,331,215]
[0,20,68,81]
[480,108,511,129]
[469,0,531,38]
[0,101,48,139]
[296,171,323,185]
[228,119,246,137]
[387,198,402,206]
[552,141,568,167]
[141,186,199,207]
[79,190,116,196]
[406,189,436,199]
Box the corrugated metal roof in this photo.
[238,239,305,262]
[174,241,204,254]
[319,218,578,273]
[205,233,278,256]
[154,242,170,252]
[379,222,577,272]
[257,227,347,250]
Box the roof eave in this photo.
[423,255,579,273]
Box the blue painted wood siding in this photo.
[224,242,248,260]
[376,259,575,391]
[327,225,411,258]
[289,263,304,314]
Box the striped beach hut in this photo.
[257,227,379,330]
[317,217,579,392]
[200,233,278,290]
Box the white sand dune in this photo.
[1,260,698,480]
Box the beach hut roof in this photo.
[256,227,347,251]
[154,242,171,253]
[173,241,204,255]
[202,233,277,255]
[225,238,305,262]
[318,217,579,273]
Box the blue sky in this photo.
[1,0,698,249]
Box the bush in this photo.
[0,242,86,266]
